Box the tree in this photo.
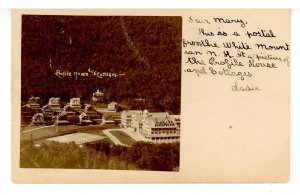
[21,16,182,114]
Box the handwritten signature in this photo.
[231,81,261,92]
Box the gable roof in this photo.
[145,116,176,128]
[42,105,52,111]
[32,113,44,119]
[49,97,60,104]
[64,105,76,112]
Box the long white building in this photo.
[129,109,180,143]
[140,114,180,143]
[121,110,143,128]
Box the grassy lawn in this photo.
[21,125,79,132]
[110,130,136,146]
[21,125,43,131]
[21,124,120,141]
[21,125,79,140]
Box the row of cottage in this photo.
[22,96,118,126]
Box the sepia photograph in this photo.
[12,9,290,183]
[20,15,182,171]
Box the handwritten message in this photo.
[183,16,290,92]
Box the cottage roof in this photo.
[63,105,76,112]
[79,112,88,119]
[28,96,40,104]
[32,113,44,119]
[84,104,92,111]
[109,101,118,106]
[57,112,67,120]
[42,105,52,111]
[49,97,60,104]
[22,105,31,109]
[29,96,40,101]
[93,90,104,96]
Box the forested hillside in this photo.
[20,140,180,171]
[21,15,182,114]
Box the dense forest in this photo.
[21,15,182,114]
[20,140,180,171]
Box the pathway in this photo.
[22,125,55,133]
[102,129,128,146]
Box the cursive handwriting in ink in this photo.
[231,81,261,92]
[213,17,247,28]
[188,16,210,24]
[246,30,276,39]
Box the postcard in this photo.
[12,9,290,183]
